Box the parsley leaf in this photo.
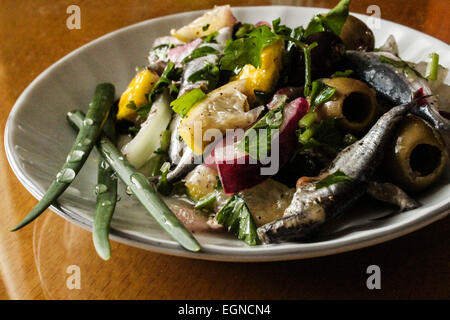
[215,194,259,246]
[187,63,220,90]
[315,170,352,189]
[182,46,220,64]
[304,0,351,38]
[202,24,210,31]
[309,80,336,110]
[170,88,206,117]
[194,192,216,211]
[219,25,278,75]
[202,31,219,43]
[138,61,182,118]
[237,96,287,160]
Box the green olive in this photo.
[317,77,378,132]
[385,115,448,193]
[339,15,375,51]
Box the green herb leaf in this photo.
[379,55,422,78]
[203,31,219,43]
[220,25,278,75]
[309,80,336,110]
[215,195,259,246]
[315,170,352,189]
[170,88,206,117]
[331,69,354,78]
[156,162,173,196]
[237,96,286,160]
[322,0,351,35]
[202,24,210,31]
[138,61,182,118]
[125,100,137,110]
[304,0,351,38]
[235,23,256,38]
[194,192,216,210]
[214,176,222,190]
[182,46,220,64]
[187,63,220,90]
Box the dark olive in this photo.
[305,32,346,79]
[340,15,375,51]
[288,32,346,85]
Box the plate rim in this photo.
[4,5,450,262]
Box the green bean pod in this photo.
[11,83,115,231]
[67,110,201,252]
[93,110,118,260]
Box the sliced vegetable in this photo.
[213,97,309,194]
[117,70,159,121]
[178,79,261,155]
[231,39,283,93]
[170,5,236,42]
[215,194,259,246]
[12,83,115,231]
[426,53,439,81]
[171,88,206,117]
[67,110,201,252]
[121,89,172,169]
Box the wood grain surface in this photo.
[0,0,449,300]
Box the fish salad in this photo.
[12,1,450,258]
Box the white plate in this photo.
[5,6,450,262]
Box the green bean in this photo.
[11,83,115,231]
[93,111,118,261]
[67,110,201,252]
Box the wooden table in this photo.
[0,0,449,300]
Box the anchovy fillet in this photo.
[167,27,232,182]
[257,99,422,243]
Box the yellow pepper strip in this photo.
[117,69,159,121]
[232,40,283,93]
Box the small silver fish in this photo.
[257,99,423,243]
[346,50,450,148]
[167,27,232,182]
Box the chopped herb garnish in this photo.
[309,80,336,110]
[151,130,171,176]
[426,53,439,80]
[194,192,216,211]
[139,61,182,118]
[182,46,220,64]
[237,96,287,160]
[235,24,256,38]
[316,170,352,189]
[125,100,137,110]
[304,0,351,38]
[203,31,219,43]
[215,194,259,246]
[220,25,278,75]
[170,88,206,117]
[187,63,220,90]
[214,176,222,190]
[202,24,210,31]
[379,55,421,78]
[156,161,172,195]
[331,69,353,78]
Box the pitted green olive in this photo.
[317,77,378,132]
[385,115,448,193]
